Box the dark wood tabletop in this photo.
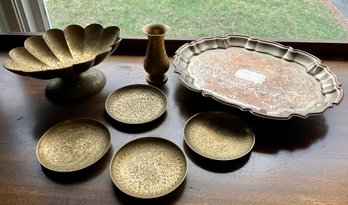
[0,52,347,205]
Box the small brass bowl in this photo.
[3,23,121,102]
[110,137,187,199]
[184,111,255,161]
[105,84,167,124]
[36,118,111,172]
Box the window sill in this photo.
[1,33,348,60]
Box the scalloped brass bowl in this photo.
[3,23,121,102]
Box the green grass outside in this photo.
[44,0,348,40]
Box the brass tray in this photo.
[173,35,343,119]
[184,112,255,160]
[110,137,187,199]
[105,84,167,124]
[36,118,111,172]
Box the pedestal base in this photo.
[146,74,168,87]
[45,69,106,103]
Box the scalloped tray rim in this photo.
[173,34,344,120]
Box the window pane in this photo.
[44,0,348,40]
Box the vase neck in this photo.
[146,35,166,48]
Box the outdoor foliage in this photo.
[45,0,348,40]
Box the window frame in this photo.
[1,33,348,61]
[0,0,50,32]
[0,1,347,60]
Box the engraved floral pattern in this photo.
[185,112,255,160]
[189,48,323,115]
[37,119,110,172]
[110,138,187,198]
[106,85,167,124]
[174,35,343,119]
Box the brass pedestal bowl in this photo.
[3,24,121,102]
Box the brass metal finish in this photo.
[143,23,170,86]
[36,118,111,172]
[110,137,187,199]
[3,24,121,102]
[45,69,106,102]
[184,112,255,161]
[105,84,167,124]
[173,35,343,119]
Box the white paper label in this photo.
[235,69,266,84]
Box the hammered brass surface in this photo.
[184,112,255,161]
[110,137,187,199]
[36,118,111,172]
[105,84,167,124]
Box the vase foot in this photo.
[146,74,168,87]
[45,69,106,103]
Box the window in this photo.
[0,0,50,32]
[1,0,348,41]
[42,0,348,41]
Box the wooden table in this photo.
[0,52,347,204]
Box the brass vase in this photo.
[142,23,170,86]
